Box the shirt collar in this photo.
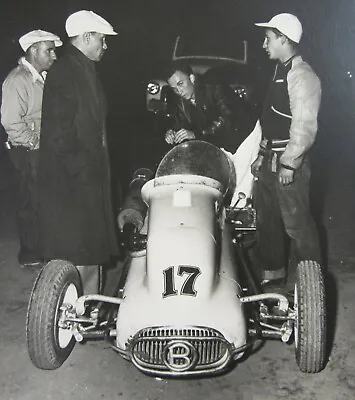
[282,54,299,68]
[19,57,45,83]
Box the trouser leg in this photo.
[76,265,102,295]
[277,158,321,266]
[9,148,39,263]
[255,156,287,280]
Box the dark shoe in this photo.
[261,277,287,293]
[261,277,286,286]
[20,261,43,269]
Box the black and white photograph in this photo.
[0,1,354,399]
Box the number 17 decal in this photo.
[162,265,201,298]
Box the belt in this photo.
[265,139,289,152]
[261,140,288,172]
[4,141,33,151]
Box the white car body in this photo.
[26,141,326,377]
[116,144,247,375]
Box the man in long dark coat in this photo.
[38,10,119,293]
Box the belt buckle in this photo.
[5,141,12,150]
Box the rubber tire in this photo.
[294,260,326,373]
[26,260,82,370]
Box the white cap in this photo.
[255,13,303,44]
[65,10,118,37]
[19,30,63,52]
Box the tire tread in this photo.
[295,260,326,373]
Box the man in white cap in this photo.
[38,11,119,294]
[1,29,62,267]
[251,13,322,285]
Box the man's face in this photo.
[168,70,195,101]
[262,29,283,60]
[32,41,58,72]
[86,32,107,62]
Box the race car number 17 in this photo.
[162,265,201,298]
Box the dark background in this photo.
[1,0,354,201]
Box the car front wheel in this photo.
[294,260,327,373]
[26,260,82,370]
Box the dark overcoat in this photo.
[38,45,118,265]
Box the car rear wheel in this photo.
[26,260,82,370]
[294,260,327,373]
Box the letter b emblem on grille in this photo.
[163,341,198,372]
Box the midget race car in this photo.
[26,140,327,377]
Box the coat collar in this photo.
[65,44,105,126]
[179,75,206,108]
[65,44,96,73]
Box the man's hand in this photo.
[251,155,264,177]
[174,129,195,143]
[278,167,295,185]
[165,129,176,144]
[28,132,40,150]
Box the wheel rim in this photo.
[294,283,299,348]
[58,283,78,349]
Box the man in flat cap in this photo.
[38,11,119,294]
[251,13,322,285]
[1,29,62,268]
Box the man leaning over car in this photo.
[163,60,260,205]
[164,60,256,153]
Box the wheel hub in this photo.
[58,283,78,348]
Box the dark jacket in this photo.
[171,76,256,152]
[38,45,118,265]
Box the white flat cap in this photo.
[255,13,303,44]
[65,10,118,37]
[19,29,63,52]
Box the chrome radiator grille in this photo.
[130,326,231,375]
